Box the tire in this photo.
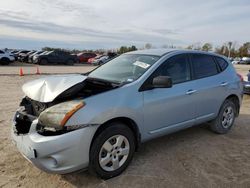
[39,59,48,65]
[209,99,236,134]
[98,61,103,65]
[89,123,135,179]
[0,58,10,65]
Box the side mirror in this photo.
[152,76,172,88]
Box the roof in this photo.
[125,48,177,56]
[125,48,228,60]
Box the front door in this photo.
[142,54,196,139]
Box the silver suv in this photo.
[12,49,243,179]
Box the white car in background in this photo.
[32,51,50,63]
[91,55,109,65]
[0,49,15,65]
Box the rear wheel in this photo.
[89,123,135,179]
[209,99,236,134]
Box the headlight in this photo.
[38,100,85,131]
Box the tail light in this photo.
[237,73,244,82]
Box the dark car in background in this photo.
[77,52,96,63]
[33,50,78,65]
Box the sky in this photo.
[0,0,249,50]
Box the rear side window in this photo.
[191,54,219,79]
[216,57,228,71]
[157,54,191,84]
[0,50,4,54]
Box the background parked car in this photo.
[239,57,250,64]
[19,51,36,62]
[77,52,96,63]
[0,49,15,65]
[28,51,44,63]
[90,55,109,65]
[90,52,118,65]
[32,51,49,63]
[231,57,241,64]
[14,50,30,61]
[33,50,78,65]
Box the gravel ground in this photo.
[0,64,250,188]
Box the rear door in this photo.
[142,54,197,138]
[190,54,228,123]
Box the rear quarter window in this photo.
[215,57,228,71]
[191,54,219,79]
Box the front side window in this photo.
[152,54,191,84]
[88,54,160,83]
[192,54,219,79]
[0,50,4,54]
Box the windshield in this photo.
[88,54,160,83]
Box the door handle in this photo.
[186,89,197,95]
[220,82,228,87]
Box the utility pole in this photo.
[228,42,232,58]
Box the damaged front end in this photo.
[13,75,120,136]
[11,74,121,173]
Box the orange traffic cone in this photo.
[36,66,40,75]
[19,67,24,76]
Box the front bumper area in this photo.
[11,117,98,174]
[243,81,250,94]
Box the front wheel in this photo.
[0,58,10,65]
[89,123,135,179]
[209,99,236,134]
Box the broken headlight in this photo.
[38,100,85,131]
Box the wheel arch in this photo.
[91,117,141,151]
[225,94,240,116]
[0,57,10,61]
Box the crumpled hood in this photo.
[22,74,87,103]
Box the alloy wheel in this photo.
[99,135,130,172]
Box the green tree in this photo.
[117,45,137,54]
[201,43,213,52]
[238,42,250,57]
